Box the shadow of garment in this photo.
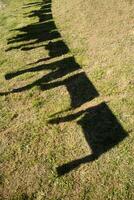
[5,57,79,80]
[57,154,97,176]
[49,102,128,176]
[41,72,99,108]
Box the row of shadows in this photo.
[0,0,128,176]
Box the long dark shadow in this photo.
[0,0,128,176]
[2,0,99,108]
[49,102,128,176]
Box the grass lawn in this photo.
[0,0,134,199]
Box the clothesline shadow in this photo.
[0,0,128,176]
[49,102,128,176]
[6,0,60,52]
[2,0,99,109]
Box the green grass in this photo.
[0,0,134,199]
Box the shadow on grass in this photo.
[0,0,128,176]
[11,193,35,200]
[49,102,127,176]
[2,0,99,109]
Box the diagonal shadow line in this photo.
[5,57,78,80]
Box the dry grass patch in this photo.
[0,0,133,199]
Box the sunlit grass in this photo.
[0,0,133,199]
